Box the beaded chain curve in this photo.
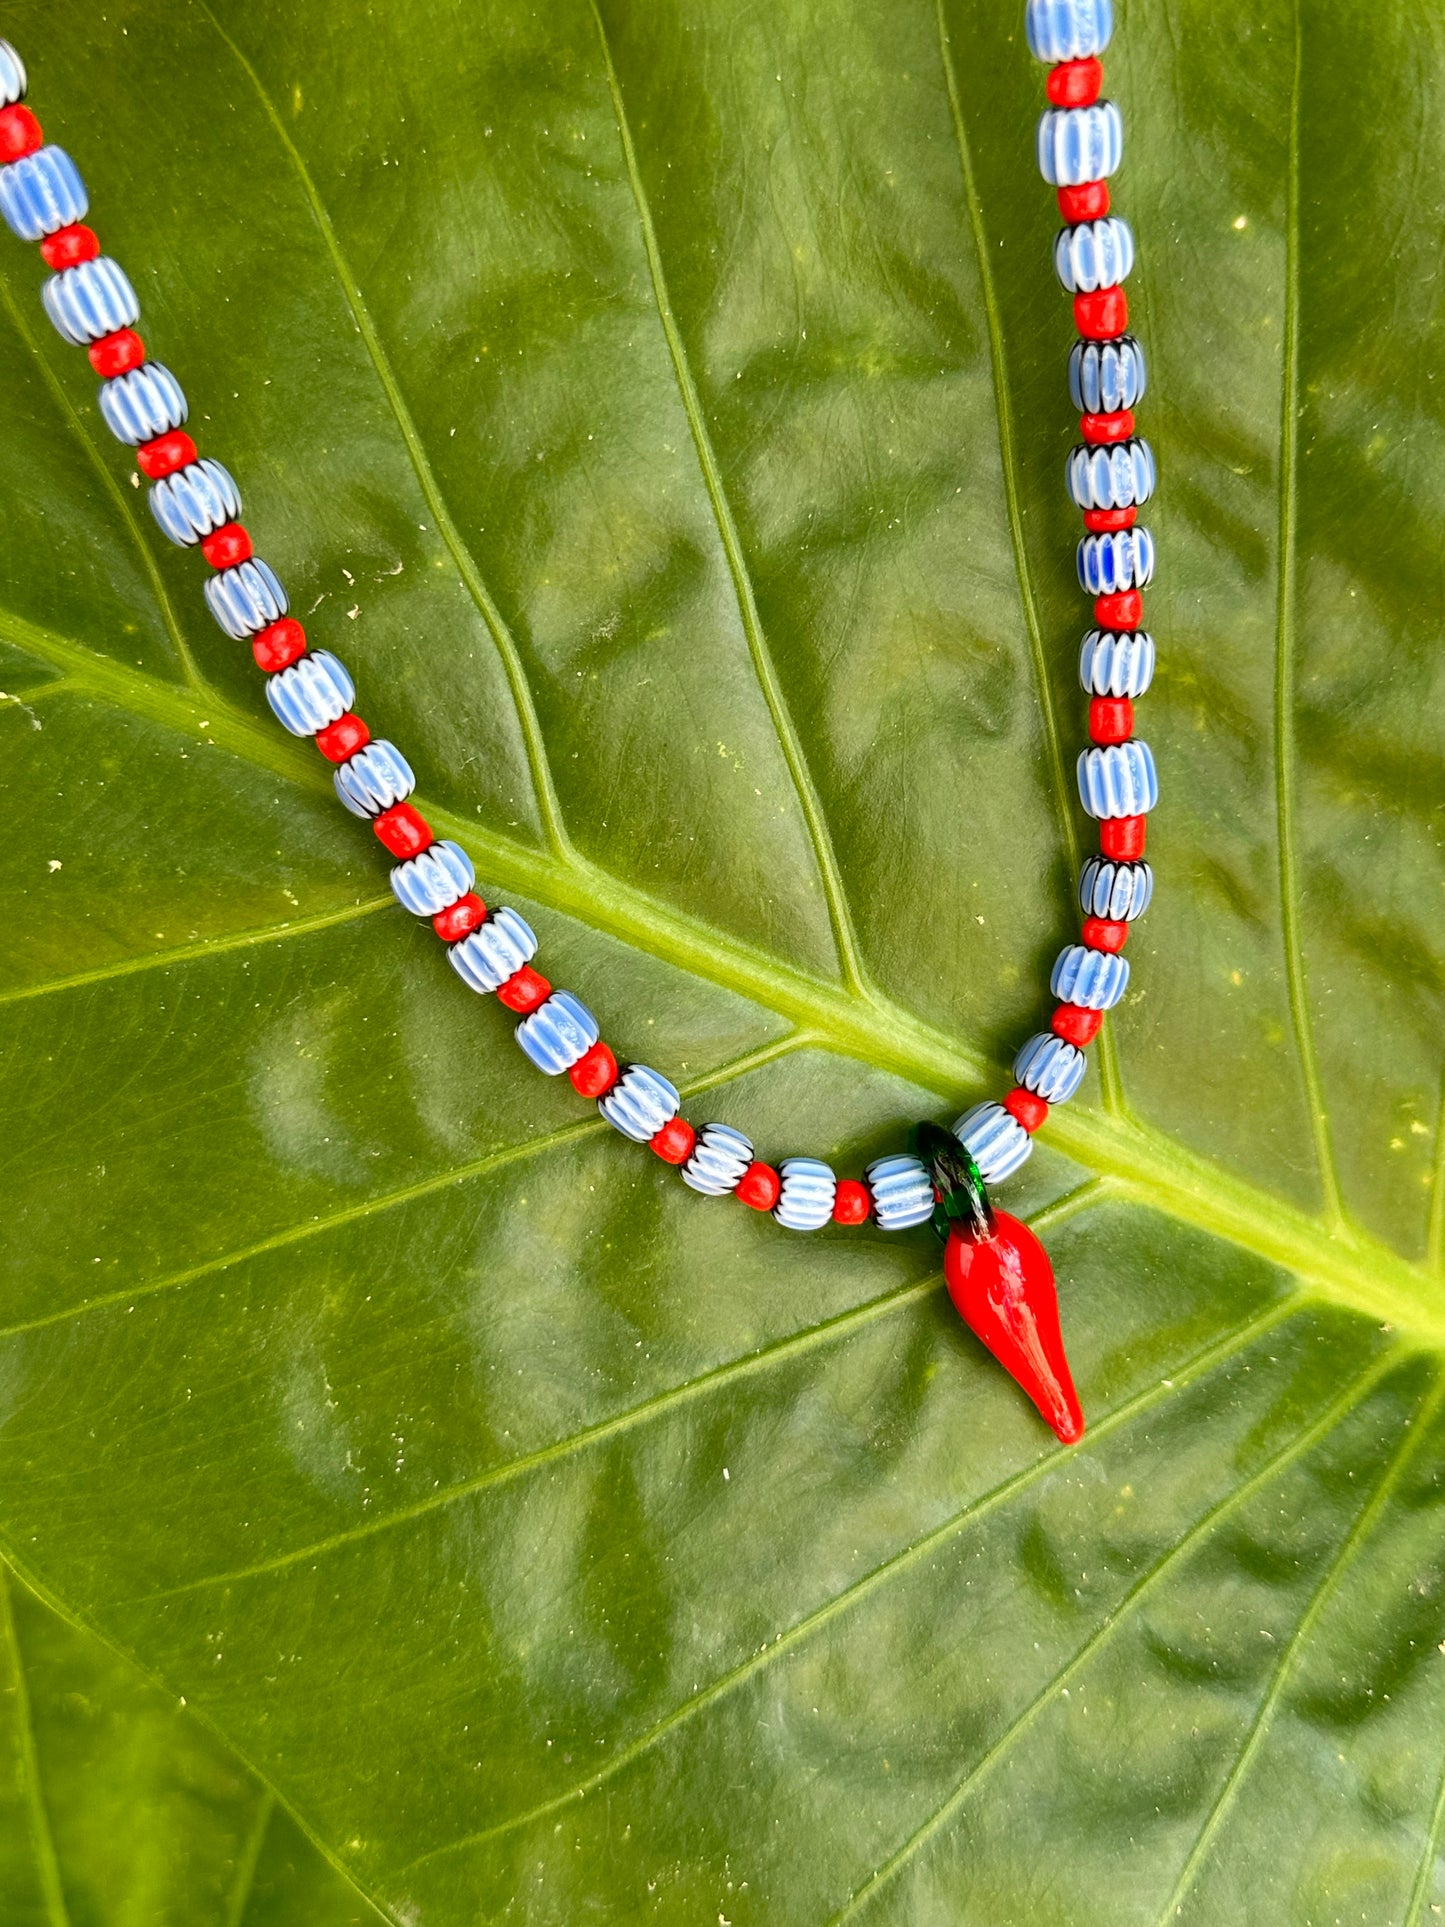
[0,0,1152,1249]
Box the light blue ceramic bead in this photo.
[600,1064,680,1143]
[448,907,537,994]
[952,1103,1032,1185]
[773,1158,837,1232]
[1066,439,1155,511]
[206,557,288,639]
[334,740,415,818]
[0,145,86,240]
[148,458,242,545]
[1079,855,1153,921]
[391,839,473,917]
[515,990,598,1076]
[1025,0,1112,62]
[41,256,138,345]
[1051,943,1130,1010]
[1054,216,1133,294]
[98,363,187,445]
[264,649,353,736]
[0,40,27,106]
[1077,526,1154,596]
[681,1122,754,1196]
[864,1154,934,1232]
[1079,628,1154,698]
[1069,334,1145,414]
[1036,101,1122,187]
[1014,1032,1087,1104]
[1077,739,1158,818]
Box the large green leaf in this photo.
[3,0,1444,1920]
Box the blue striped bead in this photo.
[681,1122,754,1196]
[390,839,473,917]
[952,1103,1032,1185]
[1025,0,1112,61]
[1054,217,1134,294]
[1066,439,1155,511]
[1051,944,1130,1010]
[1079,856,1153,921]
[515,990,598,1076]
[0,145,86,240]
[1077,740,1158,818]
[1014,1033,1087,1104]
[334,740,415,818]
[97,363,187,446]
[1069,334,1146,414]
[1077,526,1154,596]
[264,649,353,736]
[205,557,287,639]
[773,1158,837,1232]
[41,256,138,345]
[600,1064,679,1143]
[1036,102,1122,187]
[148,459,242,545]
[0,40,27,106]
[448,908,537,994]
[1079,628,1154,697]
[864,1154,934,1232]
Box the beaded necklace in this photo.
[0,0,1154,1444]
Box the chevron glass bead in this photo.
[334,740,415,818]
[148,458,242,544]
[1036,101,1122,186]
[41,254,138,344]
[599,1064,680,1142]
[773,1158,837,1231]
[1077,739,1157,818]
[1013,1032,1087,1104]
[264,649,353,736]
[864,1154,935,1231]
[1077,525,1154,595]
[682,1122,755,1196]
[390,838,474,917]
[0,39,26,106]
[1079,855,1153,921]
[1050,943,1130,1009]
[1066,438,1155,511]
[98,362,187,445]
[1069,333,1145,414]
[952,1102,1032,1184]
[1079,627,1155,697]
[1054,215,1134,293]
[0,143,86,239]
[448,907,537,995]
[515,990,599,1076]
[1025,0,1112,61]
[206,556,288,639]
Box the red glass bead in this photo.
[497,965,551,1014]
[1074,286,1128,339]
[88,329,145,377]
[736,1162,781,1211]
[832,1179,871,1225]
[200,522,253,569]
[1094,589,1143,630]
[40,223,99,269]
[1057,180,1109,222]
[1046,57,1102,106]
[568,1040,619,1098]
[136,430,197,480]
[1082,505,1135,532]
[1052,1003,1103,1047]
[1100,813,1146,859]
[650,1116,697,1165]
[1089,695,1133,743]
[314,712,370,763]
[945,1215,1084,1443]
[252,617,308,672]
[373,801,433,859]
[1003,1086,1049,1133]
[1082,916,1129,952]
[432,893,487,943]
[0,106,42,162]
[1080,408,1134,444]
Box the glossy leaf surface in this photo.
[2,0,1444,1921]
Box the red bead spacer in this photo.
[1089,695,1134,744]
[1074,285,1129,339]
[1080,408,1135,444]
[568,1040,619,1098]
[432,893,487,943]
[1046,57,1103,106]
[1004,1087,1050,1133]
[1082,916,1129,952]
[313,712,370,763]
[736,1162,782,1211]
[1083,505,1135,532]
[88,329,146,377]
[373,801,433,859]
[1052,1003,1103,1047]
[1100,814,1147,859]
[650,1116,697,1165]
[1094,589,1143,630]
[136,430,197,480]
[200,522,253,570]
[40,223,100,270]
[832,1179,872,1226]
[0,105,42,162]
[1058,180,1110,222]
[497,965,551,1014]
[251,617,308,672]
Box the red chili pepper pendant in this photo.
[944,1211,1085,1444]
